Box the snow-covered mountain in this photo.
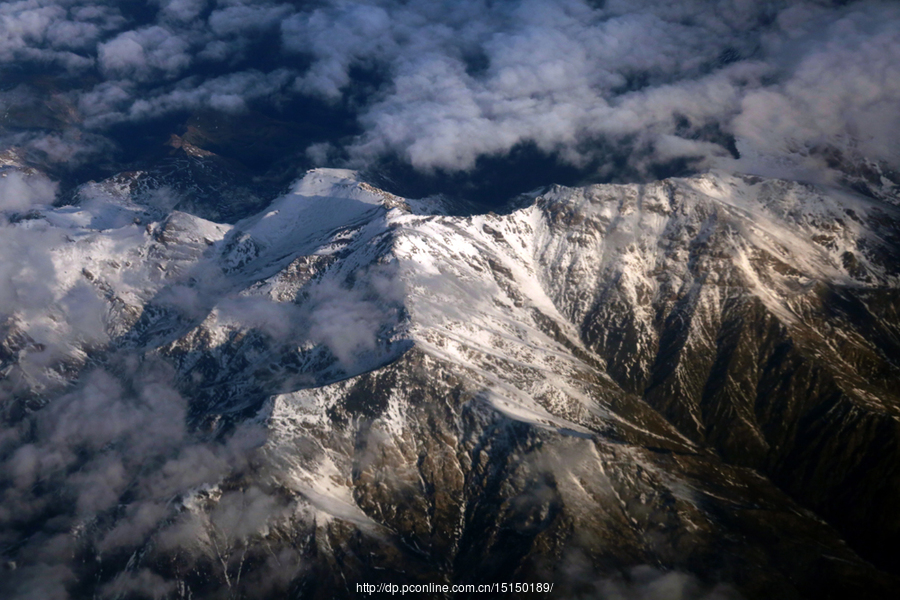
[2,166,899,599]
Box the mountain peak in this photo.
[4,165,900,598]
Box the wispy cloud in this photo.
[0,356,288,599]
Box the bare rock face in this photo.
[2,168,899,599]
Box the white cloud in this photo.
[98,25,192,81]
[1,0,894,180]
[0,170,57,211]
[278,0,900,176]
[735,4,900,167]
[156,0,208,24]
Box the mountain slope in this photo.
[1,168,899,599]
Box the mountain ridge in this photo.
[1,166,899,598]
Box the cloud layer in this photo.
[0,0,897,183]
